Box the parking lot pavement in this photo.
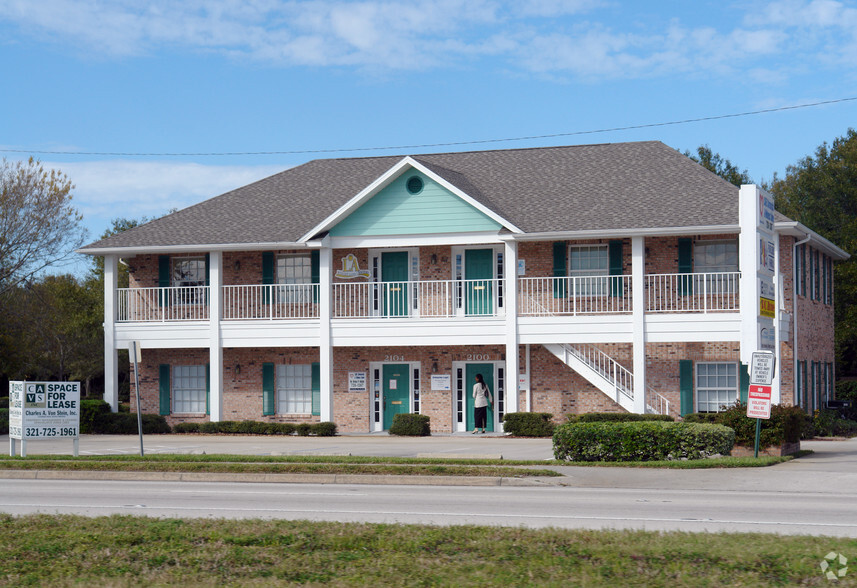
[1,433,556,461]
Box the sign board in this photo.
[750,351,776,385]
[431,374,451,391]
[747,384,772,419]
[518,373,529,391]
[9,381,80,440]
[348,372,367,392]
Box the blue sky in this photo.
[2,0,857,275]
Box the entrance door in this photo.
[465,363,495,432]
[382,251,409,317]
[465,249,493,315]
[383,364,410,429]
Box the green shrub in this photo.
[552,421,735,462]
[684,403,805,446]
[172,422,200,433]
[389,413,431,436]
[835,381,857,421]
[503,412,555,437]
[811,409,857,437]
[80,399,111,434]
[567,412,674,423]
[313,422,338,436]
[90,412,170,434]
[295,423,312,436]
[0,408,8,435]
[0,396,8,409]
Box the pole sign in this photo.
[747,385,772,419]
[750,351,776,386]
[9,381,80,440]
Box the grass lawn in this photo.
[0,515,854,586]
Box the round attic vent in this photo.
[406,175,424,195]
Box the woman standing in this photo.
[472,373,493,434]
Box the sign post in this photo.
[748,351,776,458]
[130,341,145,457]
[9,381,81,457]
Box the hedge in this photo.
[388,413,431,436]
[567,412,674,423]
[172,420,338,436]
[503,412,555,437]
[0,408,8,435]
[683,402,804,446]
[553,421,735,462]
[90,412,172,435]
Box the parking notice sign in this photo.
[747,385,772,419]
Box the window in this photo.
[172,256,206,304]
[276,254,312,303]
[172,365,206,413]
[696,362,738,412]
[693,240,738,294]
[569,245,608,295]
[276,364,312,414]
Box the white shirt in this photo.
[472,383,493,408]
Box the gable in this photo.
[328,170,502,237]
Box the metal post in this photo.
[132,341,145,457]
[753,418,762,458]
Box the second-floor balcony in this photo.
[115,272,741,322]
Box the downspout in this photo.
[793,233,811,409]
[526,344,531,412]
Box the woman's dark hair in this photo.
[475,374,484,384]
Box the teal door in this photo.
[383,364,410,429]
[382,251,409,317]
[465,363,495,432]
[465,249,494,315]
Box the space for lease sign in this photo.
[9,381,80,439]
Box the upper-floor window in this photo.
[276,254,313,303]
[569,245,608,295]
[172,256,206,305]
[693,240,738,273]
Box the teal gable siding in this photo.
[328,171,501,236]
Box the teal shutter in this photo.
[158,255,170,307]
[205,363,210,415]
[204,253,210,304]
[311,250,320,303]
[262,363,275,416]
[262,251,274,304]
[739,363,749,404]
[679,359,693,416]
[311,362,321,416]
[552,241,567,298]
[158,364,171,416]
[608,240,623,296]
[678,238,693,295]
[800,244,806,296]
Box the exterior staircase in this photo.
[543,343,672,416]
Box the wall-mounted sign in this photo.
[335,254,370,280]
[517,259,526,276]
[348,372,367,392]
[759,297,776,318]
[431,374,451,391]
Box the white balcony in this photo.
[115,272,740,323]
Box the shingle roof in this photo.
[79,140,740,252]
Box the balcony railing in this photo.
[222,284,319,320]
[115,272,740,322]
[332,278,503,319]
[645,272,740,313]
[117,286,210,322]
[517,275,632,316]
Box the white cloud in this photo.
[1,0,855,80]
[46,160,287,237]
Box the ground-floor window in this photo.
[276,364,313,414]
[172,365,206,413]
[695,362,738,412]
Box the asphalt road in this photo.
[1,435,856,537]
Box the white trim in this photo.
[370,360,419,431]
[632,236,646,414]
[77,242,309,257]
[298,157,523,241]
[496,224,742,242]
[774,221,849,260]
[208,251,223,421]
[332,232,507,249]
[453,360,505,432]
[103,254,118,412]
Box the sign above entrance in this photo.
[335,254,370,280]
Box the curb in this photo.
[0,470,563,487]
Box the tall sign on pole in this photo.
[739,185,779,403]
[748,351,775,458]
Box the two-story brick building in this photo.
[79,141,848,433]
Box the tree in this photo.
[768,128,857,376]
[685,145,753,187]
[0,158,86,295]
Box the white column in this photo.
[103,254,118,412]
[504,239,519,414]
[208,251,223,421]
[632,236,647,414]
[319,245,334,422]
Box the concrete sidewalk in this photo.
[3,434,855,494]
